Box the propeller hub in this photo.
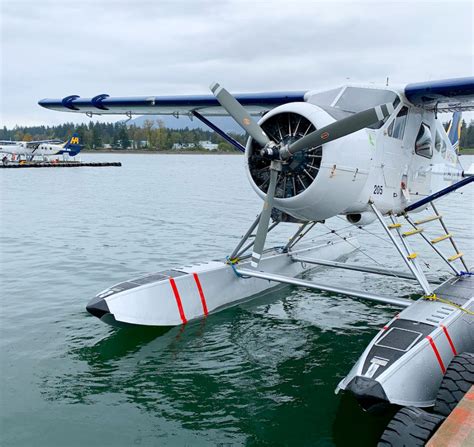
[259,142,280,160]
[248,111,322,199]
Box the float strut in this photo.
[235,268,412,308]
[370,203,432,295]
[229,213,261,260]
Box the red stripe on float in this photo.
[441,324,457,356]
[426,335,446,374]
[192,273,208,316]
[169,278,187,324]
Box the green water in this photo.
[1,154,472,446]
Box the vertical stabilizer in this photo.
[62,133,82,156]
[446,111,462,152]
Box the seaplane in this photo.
[0,133,83,161]
[39,78,473,422]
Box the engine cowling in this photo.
[245,102,373,222]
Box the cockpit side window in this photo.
[387,107,408,139]
[415,123,433,158]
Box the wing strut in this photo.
[191,111,246,153]
[404,176,474,212]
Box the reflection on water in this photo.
[332,393,397,446]
[1,154,472,446]
[41,286,394,445]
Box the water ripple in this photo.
[1,154,472,446]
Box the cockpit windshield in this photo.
[335,87,398,113]
[307,88,343,108]
[309,86,399,128]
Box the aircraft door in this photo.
[408,118,434,197]
[382,106,409,191]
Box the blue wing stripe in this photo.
[38,91,307,115]
[405,77,474,111]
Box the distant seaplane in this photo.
[39,78,473,428]
[0,133,83,161]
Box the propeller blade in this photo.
[284,102,395,157]
[250,165,279,268]
[210,82,271,147]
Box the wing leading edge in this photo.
[38,91,307,117]
[404,77,474,112]
[38,77,474,116]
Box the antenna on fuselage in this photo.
[386,77,389,86]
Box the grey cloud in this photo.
[1,0,472,126]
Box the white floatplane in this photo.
[39,78,474,411]
[0,133,82,161]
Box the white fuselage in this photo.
[245,85,460,222]
[0,142,29,157]
[0,141,69,159]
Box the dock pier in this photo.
[1,161,121,168]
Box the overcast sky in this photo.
[1,0,472,127]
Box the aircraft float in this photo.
[0,133,82,161]
[39,78,473,415]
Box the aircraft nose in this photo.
[86,296,110,319]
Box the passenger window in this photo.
[415,123,433,158]
[387,107,408,139]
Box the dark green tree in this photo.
[118,124,130,149]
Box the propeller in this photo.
[210,82,272,148]
[249,162,280,268]
[210,82,281,268]
[210,82,395,268]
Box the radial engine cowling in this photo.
[245,102,373,222]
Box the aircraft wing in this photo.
[38,91,307,117]
[25,140,62,149]
[404,77,474,112]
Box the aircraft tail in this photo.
[62,133,82,156]
[446,111,462,152]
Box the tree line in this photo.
[1,118,474,151]
[459,120,474,150]
[0,120,246,152]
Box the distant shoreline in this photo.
[82,149,243,155]
[82,148,474,155]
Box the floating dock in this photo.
[0,161,121,168]
[427,385,474,447]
